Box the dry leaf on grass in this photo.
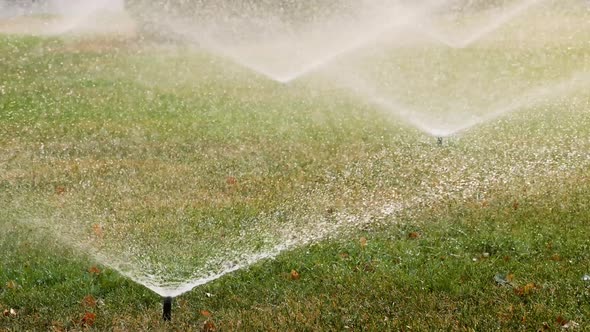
[359,237,367,247]
[512,200,519,210]
[408,232,420,239]
[290,269,300,280]
[6,280,18,289]
[81,312,96,327]
[202,320,216,332]
[557,316,579,329]
[82,295,97,308]
[514,282,537,296]
[226,176,238,185]
[55,185,66,195]
[92,224,104,238]
[3,308,17,317]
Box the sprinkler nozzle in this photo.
[437,137,443,145]
[162,297,173,321]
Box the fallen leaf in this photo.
[512,201,519,210]
[408,232,420,239]
[81,312,96,326]
[202,320,216,332]
[82,295,96,308]
[88,266,101,275]
[226,176,237,185]
[339,252,349,259]
[201,310,212,317]
[550,254,562,262]
[290,269,300,280]
[55,185,66,195]
[556,316,578,328]
[556,316,567,326]
[6,280,17,289]
[92,224,103,238]
[515,282,537,296]
[359,237,367,247]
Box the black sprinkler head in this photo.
[163,297,173,321]
[437,137,443,145]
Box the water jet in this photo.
[2,1,589,326]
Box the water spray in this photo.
[162,297,173,321]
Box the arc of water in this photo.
[146,236,313,297]
[447,70,590,135]
[12,215,149,289]
[161,0,551,83]
[140,244,293,297]
[157,0,453,83]
[40,106,590,297]
[16,109,590,299]
[119,0,555,85]
[17,87,590,297]
[328,69,442,135]
[41,1,116,35]
[13,68,590,298]
[332,68,590,137]
[274,0,552,81]
[253,0,453,83]
[16,200,403,298]
[413,0,548,48]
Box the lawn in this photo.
[1,5,590,330]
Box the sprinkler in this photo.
[437,137,443,145]
[162,297,173,321]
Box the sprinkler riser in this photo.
[163,297,173,321]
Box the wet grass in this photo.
[1,25,590,331]
[1,170,589,330]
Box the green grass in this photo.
[1,11,590,330]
